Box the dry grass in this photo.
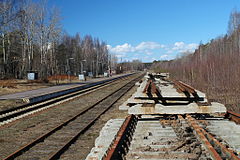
[0,100,27,112]
[0,80,52,111]
[48,75,78,81]
[0,80,52,96]
[206,88,240,113]
[0,80,17,88]
[0,75,80,97]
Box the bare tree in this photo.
[47,6,62,76]
[228,8,240,35]
[0,0,113,80]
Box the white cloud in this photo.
[108,41,197,55]
[171,41,198,53]
[108,43,135,54]
[160,54,168,59]
[107,41,164,55]
[134,53,140,56]
[107,41,198,62]
[166,50,173,54]
[135,42,164,50]
[106,45,112,50]
[187,43,198,50]
[142,56,152,62]
[145,51,154,55]
[172,42,185,50]
[115,53,126,58]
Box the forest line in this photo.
[0,0,117,80]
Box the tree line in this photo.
[0,0,114,80]
[152,9,240,112]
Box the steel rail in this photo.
[143,80,160,95]
[48,79,141,160]
[174,80,208,104]
[104,115,137,160]
[143,80,151,93]
[0,74,134,126]
[3,74,143,160]
[226,111,240,124]
[174,81,196,94]
[0,73,134,116]
[186,115,240,160]
[103,113,239,160]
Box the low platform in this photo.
[0,73,133,103]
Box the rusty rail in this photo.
[143,80,151,93]
[174,81,196,94]
[186,115,240,160]
[104,115,137,160]
[174,81,207,104]
[226,111,240,124]
[143,80,160,95]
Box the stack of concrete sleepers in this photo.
[120,73,226,115]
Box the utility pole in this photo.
[80,59,86,74]
[96,49,98,77]
[67,57,74,82]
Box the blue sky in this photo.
[49,0,240,62]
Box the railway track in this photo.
[104,113,240,160]
[91,73,240,160]
[0,74,136,127]
[3,74,143,160]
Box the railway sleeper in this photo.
[100,115,213,160]
[186,115,240,160]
